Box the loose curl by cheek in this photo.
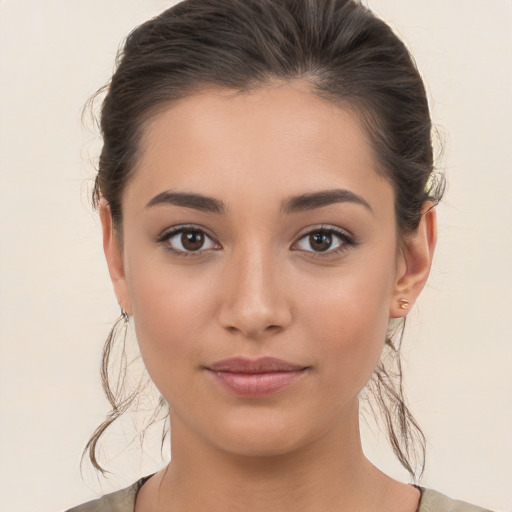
[85,0,445,480]
[362,322,427,480]
[82,311,170,475]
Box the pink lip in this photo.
[205,357,309,398]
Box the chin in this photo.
[197,406,330,459]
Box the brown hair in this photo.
[85,0,444,480]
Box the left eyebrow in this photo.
[281,189,373,214]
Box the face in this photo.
[102,83,434,458]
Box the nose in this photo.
[218,244,292,340]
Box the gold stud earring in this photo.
[398,298,410,310]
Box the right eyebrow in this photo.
[145,191,226,214]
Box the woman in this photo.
[67,0,493,510]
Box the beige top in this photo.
[66,476,494,512]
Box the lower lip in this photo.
[206,369,307,398]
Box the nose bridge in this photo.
[219,237,291,338]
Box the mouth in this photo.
[204,357,310,398]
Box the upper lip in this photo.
[206,357,308,373]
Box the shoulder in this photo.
[418,487,495,512]
[64,477,149,512]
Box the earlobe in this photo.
[390,203,437,318]
[99,199,133,315]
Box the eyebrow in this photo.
[281,189,373,214]
[146,191,225,213]
[145,188,372,215]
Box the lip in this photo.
[204,357,309,398]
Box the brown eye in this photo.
[160,226,218,255]
[295,227,353,255]
[181,230,205,251]
[309,232,332,252]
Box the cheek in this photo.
[125,258,214,395]
[298,261,395,394]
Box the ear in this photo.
[99,198,133,315]
[390,202,437,318]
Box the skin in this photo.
[101,82,436,512]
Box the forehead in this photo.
[125,83,393,214]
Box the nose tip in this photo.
[219,282,292,339]
[221,302,287,340]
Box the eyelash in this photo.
[156,224,356,258]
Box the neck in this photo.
[140,402,415,512]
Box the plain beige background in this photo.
[0,1,511,511]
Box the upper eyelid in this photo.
[295,225,354,241]
[294,226,357,247]
[157,224,217,241]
